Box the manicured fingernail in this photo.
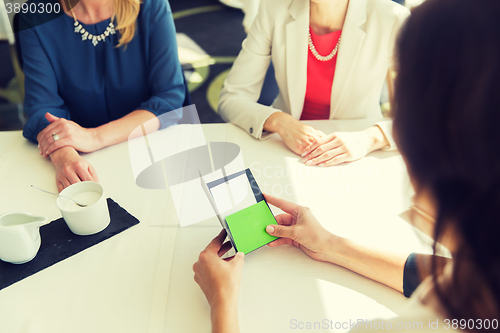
[301,157,308,163]
[266,225,275,234]
[318,163,325,167]
[301,151,308,157]
[237,252,245,258]
[305,160,313,166]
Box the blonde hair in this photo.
[113,0,141,48]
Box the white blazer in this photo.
[218,0,410,148]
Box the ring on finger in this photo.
[52,133,60,142]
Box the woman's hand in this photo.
[50,146,99,192]
[264,194,335,262]
[301,126,389,167]
[37,113,102,158]
[193,229,244,333]
[265,194,410,293]
[264,112,325,156]
[193,229,245,308]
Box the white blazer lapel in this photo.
[286,0,309,119]
[330,0,367,118]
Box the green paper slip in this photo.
[225,200,279,254]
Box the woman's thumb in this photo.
[45,112,59,123]
[266,224,295,239]
[233,252,245,266]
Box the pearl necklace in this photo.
[71,10,116,47]
[308,29,342,62]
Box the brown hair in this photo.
[394,0,500,326]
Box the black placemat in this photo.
[0,198,140,290]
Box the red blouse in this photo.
[300,28,342,121]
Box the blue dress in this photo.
[20,0,185,142]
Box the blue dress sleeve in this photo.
[137,0,185,127]
[20,17,71,143]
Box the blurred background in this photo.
[0,0,423,131]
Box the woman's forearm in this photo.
[211,302,240,333]
[263,111,287,134]
[94,110,160,149]
[327,235,409,293]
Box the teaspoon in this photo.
[31,185,88,208]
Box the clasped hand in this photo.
[301,131,375,167]
[278,121,325,156]
[265,113,378,166]
[37,113,100,192]
[37,112,101,157]
[264,112,325,156]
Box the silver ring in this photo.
[52,133,59,142]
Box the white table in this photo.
[0,120,434,333]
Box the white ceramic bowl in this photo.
[56,182,110,236]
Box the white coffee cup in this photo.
[56,182,110,236]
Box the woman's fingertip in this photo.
[266,225,275,234]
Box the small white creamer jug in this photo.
[0,212,49,264]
